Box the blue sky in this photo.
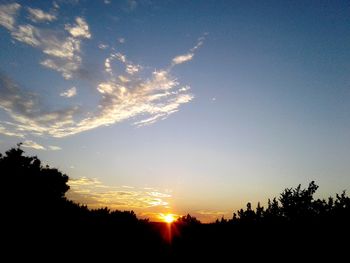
[0,0,349,222]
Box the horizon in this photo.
[0,0,349,223]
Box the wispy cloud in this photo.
[126,64,140,74]
[0,3,20,30]
[0,3,203,138]
[172,53,194,65]
[195,209,228,223]
[196,209,226,216]
[22,140,46,150]
[171,34,206,66]
[60,87,77,98]
[11,24,41,46]
[0,3,91,79]
[190,34,206,52]
[65,17,91,39]
[0,124,24,138]
[118,37,125,44]
[0,40,197,137]
[48,145,62,150]
[15,140,61,151]
[104,52,141,75]
[0,73,79,138]
[27,7,56,22]
[53,1,59,9]
[98,43,109,49]
[67,177,172,210]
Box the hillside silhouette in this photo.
[1,145,349,260]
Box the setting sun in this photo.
[160,213,176,223]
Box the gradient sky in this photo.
[0,0,349,222]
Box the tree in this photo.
[0,144,69,211]
[177,214,201,225]
[279,181,318,221]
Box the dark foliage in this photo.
[1,145,349,260]
[229,181,350,225]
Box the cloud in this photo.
[67,177,172,210]
[0,31,202,137]
[53,1,59,9]
[60,87,77,98]
[48,145,61,150]
[11,24,41,46]
[0,124,24,138]
[20,142,61,151]
[104,0,111,4]
[0,73,80,138]
[118,37,125,43]
[40,56,81,80]
[27,7,56,22]
[172,53,194,65]
[190,34,207,52]
[171,34,207,66]
[0,73,40,117]
[0,10,90,79]
[104,57,112,74]
[22,140,46,150]
[0,3,21,30]
[65,17,91,39]
[126,64,140,74]
[118,75,130,83]
[195,210,229,223]
[104,52,141,75]
[98,43,109,49]
[196,209,226,216]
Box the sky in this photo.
[0,0,349,222]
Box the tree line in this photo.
[1,145,349,260]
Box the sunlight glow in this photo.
[160,213,176,223]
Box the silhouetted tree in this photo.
[177,214,201,225]
[232,181,350,226]
[0,144,69,214]
[279,181,318,221]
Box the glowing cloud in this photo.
[0,4,204,139]
[172,53,194,65]
[170,34,207,66]
[0,3,21,30]
[67,177,172,210]
[27,7,56,22]
[0,44,195,137]
[60,87,77,98]
[11,24,40,46]
[0,7,91,79]
[22,140,46,150]
[65,17,91,39]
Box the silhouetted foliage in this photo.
[1,144,69,201]
[1,145,166,260]
[1,145,349,260]
[177,213,201,225]
[230,181,350,226]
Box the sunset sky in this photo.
[0,0,349,222]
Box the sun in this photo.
[161,213,176,223]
